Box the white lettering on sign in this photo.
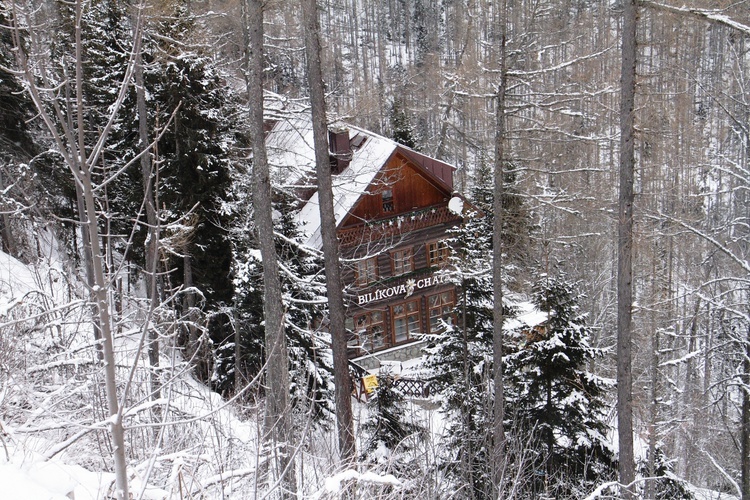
[357,274,448,305]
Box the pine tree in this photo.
[389,96,417,150]
[225,190,334,422]
[422,204,498,499]
[638,447,695,499]
[504,274,616,498]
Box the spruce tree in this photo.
[227,191,334,421]
[638,447,695,499]
[504,274,616,498]
[422,204,498,499]
[389,96,417,150]
[361,370,426,492]
[0,8,40,259]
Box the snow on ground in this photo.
[0,449,108,500]
[0,247,741,498]
[0,443,169,500]
[0,248,263,498]
[692,487,739,500]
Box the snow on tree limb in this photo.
[642,1,750,35]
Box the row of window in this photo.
[354,240,450,286]
[348,290,455,353]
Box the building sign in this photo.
[362,374,379,394]
[357,273,448,305]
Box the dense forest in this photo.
[0,0,748,498]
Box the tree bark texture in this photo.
[0,171,17,257]
[246,0,297,495]
[73,3,129,496]
[618,0,637,496]
[301,0,356,464]
[743,325,750,500]
[492,0,507,492]
[135,39,161,401]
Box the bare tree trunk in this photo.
[300,0,356,464]
[81,166,130,500]
[72,3,128,495]
[0,171,18,257]
[74,180,104,360]
[492,0,507,493]
[743,318,750,500]
[135,30,161,401]
[646,320,659,499]
[461,285,475,498]
[618,0,637,496]
[245,0,297,495]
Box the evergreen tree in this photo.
[0,7,41,259]
[226,190,334,422]
[275,192,334,423]
[472,158,532,276]
[129,4,240,381]
[389,96,417,150]
[422,204,499,499]
[73,1,242,381]
[421,157,533,497]
[0,13,35,159]
[150,44,236,306]
[360,370,426,493]
[362,373,423,455]
[504,274,616,498]
[638,447,695,500]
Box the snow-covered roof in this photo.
[266,113,399,249]
[503,301,548,332]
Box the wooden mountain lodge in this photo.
[266,113,470,370]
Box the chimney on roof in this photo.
[328,128,352,174]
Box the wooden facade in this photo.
[337,148,464,359]
[265,114,467,362]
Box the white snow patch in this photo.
[321,468,401,494]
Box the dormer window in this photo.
[382,189,394,212]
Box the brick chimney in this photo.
[328,128,352,174]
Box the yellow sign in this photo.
[363,374,379,393]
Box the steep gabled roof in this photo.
[265,112,456,250]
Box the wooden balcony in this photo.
[337,205,460,248]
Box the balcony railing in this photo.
[338,205,460,248]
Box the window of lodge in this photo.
[428,290,455,333]
[382,189,394,212]
[392,299,421,343]
[391,247,414,276]
[427,240,450,267]
[353,310,385,351]
[355,257,378,286]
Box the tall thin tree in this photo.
[492,0,508,493]
[245,0,297,494]
[133,5,160,401]
[300,0,356,464]
[8,1,146,497]
[618,0,637,496]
